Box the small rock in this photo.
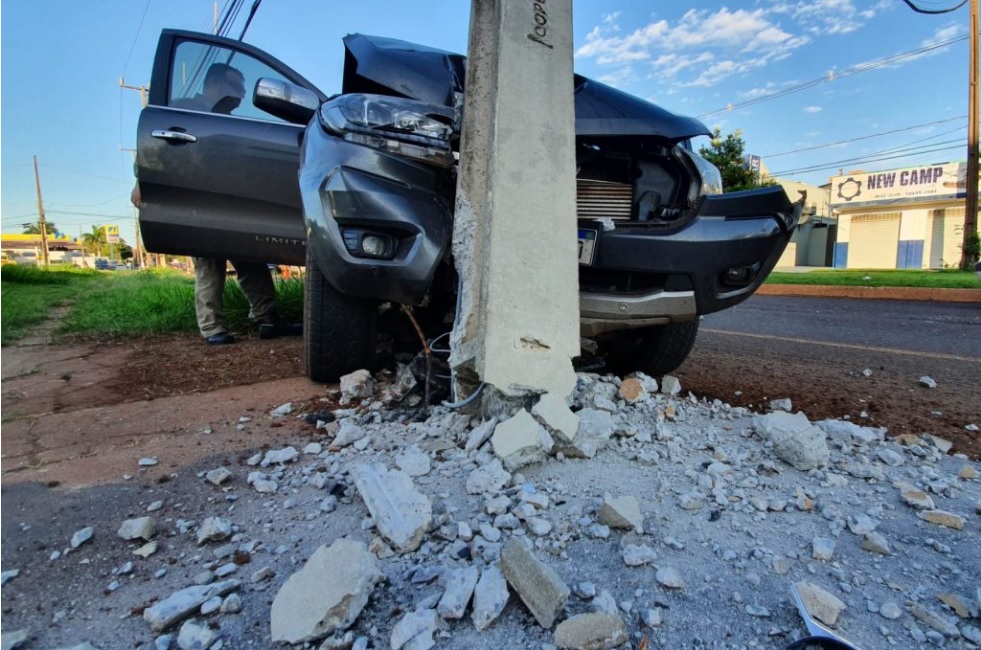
[333,421,365,447]
[270,402,292,417]
[795,582,846,626]
[919,375,937,389]
[205,467,232,486]
[532,393,580,443]
[656,567,685,590]
[640,607,663,628]
[133,541,158,558]
[554,613,628,650]
[812,537,836,561]
[396,446,432,477]
[660,375,682,396]
[922,434,953,453]
[466,459,511,495]
[176,619,218,650]
[768,398,792,412]
[143,580,240,631]
[471,564,509,631]
[880,601,903,620]
[597,495,644,534]
[353,464,433,553]
[861,532,892,555]
[500,539,570,629]
[220,593,243,614]
[938,593,976,619]
[71,527,93,548]
[492,409,552,471]
[918,510,965,530]
[196,517,232,545]
[437,566,480,620]
[1,569,20,586]
[390,608,438,650]
[262,446,299,466]
[907,601,960,638]
[746,605,770,617]
[618,378,646,404]
[118,517,156,541]
[339,369,374,403]
[754,412,829,470]
[138,457,159,467]
[622,544,657,567]
[958,465,978,480]
[900,485,936,510]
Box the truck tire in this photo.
[608,319,699,377]
[304,249,377,383]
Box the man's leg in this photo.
[194,257,233,343]
[231,261,301,339]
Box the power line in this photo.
[760,116,967,158]
[698,34,969,119]
[771,142,964,176]
[121,0,153,77]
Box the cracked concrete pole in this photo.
[450,0,579,408]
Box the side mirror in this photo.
[253,78,320,125]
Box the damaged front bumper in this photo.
[578,186,803,335]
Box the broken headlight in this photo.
[677,146,723,202]
[319,94,456,168]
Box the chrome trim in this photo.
[151,129,198,143]
[579,290,697,336]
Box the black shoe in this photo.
[205,332,235,345]
[258,321,303,340]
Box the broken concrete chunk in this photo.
[466,458,512,495]
[921,434,953,454]
[918,509,965,530]
[390,607,438,650]
[622,544,656,567]
[143,580,240,631]
[118,517,155,541]
[464,418,498,452]
[177,619,218,650]
[270,540,382,645]
[554,612,629,650]
[262,446,299,466]
[907,601,960,637]
[795,582,846,627]
[597,495,644,533]
[899,485,935,510]
[816,419,885,445]
[396,446,432,477]
[575,408,615,440]
[860,532,892,555]
[353,464,433,553]
[71,527,93,548]
[333,420,366,447]
[754,411,829,470]
[270,402,293,417]
[437,566,480,620]
[205,467,231,486]
[339,369,374,403]
[811,537,836,561]
[660,375,682,396]
[768,398,793,412]
[492,409,553,471]
[919,375,938,389]
[532,393,580,443]
[500,538,570,629]
[655,567,685,589]
[617,378,646,404]
[196,517,232,545]
[471,564,509,631]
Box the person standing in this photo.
[131,62,300,345]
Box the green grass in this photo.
[1,265,99,345]
[2,265,304,344]
[765,269,980,289]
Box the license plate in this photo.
[578,228,598,266]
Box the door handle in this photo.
[151,129,198,144]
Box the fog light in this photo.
[362,235,387,257]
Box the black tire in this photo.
[607,318,699,377]
[304,248,377,383]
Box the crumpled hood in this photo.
[342,34,710,141]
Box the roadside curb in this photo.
[758,284,981,303]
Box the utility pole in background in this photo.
[33,155,50,268]
[962,0,979,269]
[121,79,151,267]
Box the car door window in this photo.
[168,40,295,124]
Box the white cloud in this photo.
[788,0,881,36]
[576,7,811,88]
[803,106,823,113]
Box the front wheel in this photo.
[304,248,377,383]
[606,319,699,377]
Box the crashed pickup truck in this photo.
[135,30,802,383]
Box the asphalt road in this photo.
[701,295,981,360]
[677,295,981,456]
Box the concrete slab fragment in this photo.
[353,464,433,553]
[500,538,570,629]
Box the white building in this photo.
[828,161,974,269]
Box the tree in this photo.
[22,222,58,235]
[698,128,776,193]
[80,225,132,259]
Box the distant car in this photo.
[95,258,116,270]
[0,252,14,266]
[136,29,802,383]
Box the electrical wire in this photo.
[698,34,969,119]
[121,0,153,77]
[759,116,967,159]
[900,0,970,14]
[770,142,964,176]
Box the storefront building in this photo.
[828,161,974,269]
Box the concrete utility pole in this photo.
[119,78,149,108]
[962,0,979,269]
[33,155,50,268]
[450,1,579,410]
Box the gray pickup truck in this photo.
[135,29,802,382]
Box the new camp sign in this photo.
[829,161,970,208]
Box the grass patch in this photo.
[1,265,99,345]
[766,269,980,289]
[58,270,304,338]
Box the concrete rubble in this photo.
[4,369,980,649]
[270,539,382,644]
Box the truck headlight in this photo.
[319,94,456,167]
[677,146,723,202]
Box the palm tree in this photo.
[81,226,109,257]
[22,222,59,236]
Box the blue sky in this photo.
[1,1,974,247]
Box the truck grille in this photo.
[577,179,633,221]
